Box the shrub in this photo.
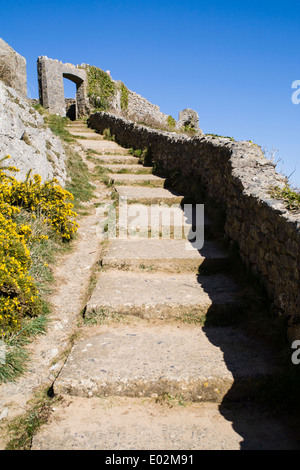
[86,66,116,111]
[167,115,176,129]
[120,82,129,112]
[0,155,79,339]
[269,185,300,213]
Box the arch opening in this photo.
[63,73,85,121]
[63,77,77,120]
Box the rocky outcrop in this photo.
[0,38,27,99]
[176,108,201,133]
[0,81,68,186]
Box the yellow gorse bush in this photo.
[0,155,79,338]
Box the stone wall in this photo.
[126,89,170,128]
[0,38,27,99]
[37,57,89,118]
[88,111,300,342]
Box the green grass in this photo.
[0,111,94,383]
[269,185,300,212]
[206,133,234,141]
[4,388,62,450]
[33,106,95,211]
[0,209,71,383]
[43,114,75,144]
[83,307,125,325]
[42,113,95,208]
[64,145,95,211]
[0,314,49,383]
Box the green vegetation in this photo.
[65,146,95,212]
[167,115,176,129]
[41,113,75,144]
[129,146,152,166]
[84,307,124,325]
[4,388,62,450]
[129,148,142,158]
[0,111,95,382]
[120,82,129,112]
[102,128,116,142]
[36,109,95,212]
[269,185,300,212]
[182,124,197,135]
[206,133,234,141]
[0,154,79,382]
[86,65,116,111]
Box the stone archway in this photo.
[37,56,89,119]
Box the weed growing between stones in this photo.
[4,387,62,450]
[269,185,300,213]
[102,128,116,142]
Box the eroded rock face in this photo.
[177,108,201,133]
[0,38,27,99]
[0,81,68,186]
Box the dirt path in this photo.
[0,125,111,448]
[0,122,298,450]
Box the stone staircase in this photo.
[31,121,297,450]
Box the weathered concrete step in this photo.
[79,139,130,154]
[73,132,104,140]
[66,121,88,129]
[85,271,240,322]
[121,203,211,239]
[115,186,184,204]
[109,173,165,187]
[32,397,297,450]
[104,164,152,174]
[101,239,227,272]
[68,127,95,133]
[53,323,278,404]
[96,155,140,164]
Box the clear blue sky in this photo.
[1,0,300,185]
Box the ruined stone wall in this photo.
[37,57,88,117]
[88,111,300,342]
[0,38,27,98]
[126,89,170,127]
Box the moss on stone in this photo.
[86,65,116,111]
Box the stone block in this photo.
[0,38,27,98]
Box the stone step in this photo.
[115,203,211,239]
[53,323,278,404]
[32,396,296,450]
[104,164,152,174]
[109,173,165,187]
[96,155,140,164]
[72,132,104,140]
[101,239,228,272]
[68,127,95,132]
[85,271,240,323]
[66,123,88,128]
[96,203,211,240]
[115,186,184,204]
[79,139,130,154]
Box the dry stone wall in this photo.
[88,111,300,342]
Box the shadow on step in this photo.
[202,320,299,449]
[181,213,300,449]
[198,261,300,449]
